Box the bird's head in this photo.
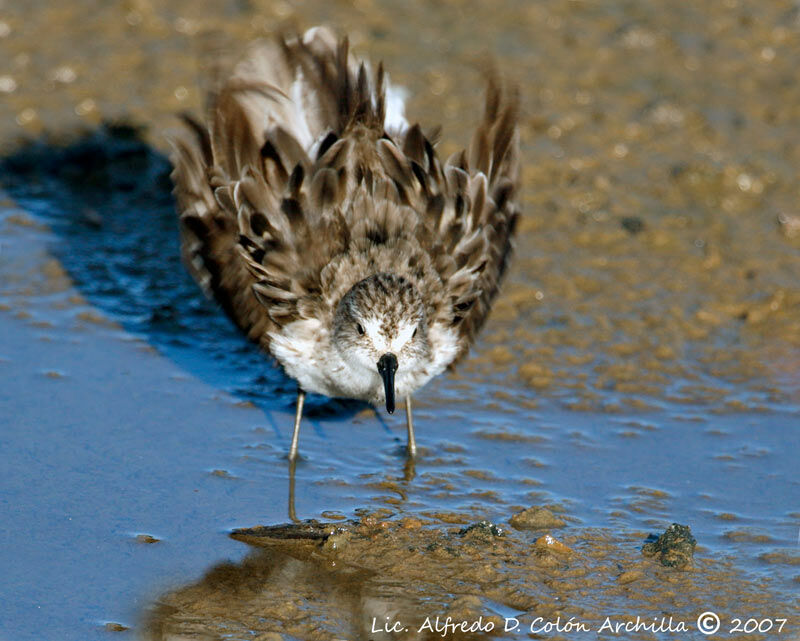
[332,273,431,413]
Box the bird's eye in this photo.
[356,323,365,336]
[412,326,418,338]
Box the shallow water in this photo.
[1,0,799,639]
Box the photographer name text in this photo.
[371,612,790,637]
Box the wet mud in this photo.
[0,1,799,640]
[144,516,790,641]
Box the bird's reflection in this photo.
[403,455,416,483]
[287,447,416,522]
[145,457,447,639]
[141,443,524,641]
[288,457,299,523]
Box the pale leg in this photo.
[289,389,305,461]
[405,395,416,457]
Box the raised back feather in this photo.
[168,27,519,365]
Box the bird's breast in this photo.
[268,320,462,403]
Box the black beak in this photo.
[377,353,398,414]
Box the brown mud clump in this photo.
[642,523,696,569]
[509,506,566,530]
[134,534,161,544]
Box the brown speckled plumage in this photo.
[168,27,520,458]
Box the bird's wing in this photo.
[434,80,520,359]
[169,111,280,349]
[386,80,520,362]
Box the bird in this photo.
[168,26,520,461]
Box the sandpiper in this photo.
[169,27,520,460]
